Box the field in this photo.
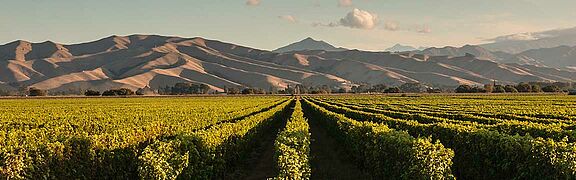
[1,95,576,179]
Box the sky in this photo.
[1,0,575,51]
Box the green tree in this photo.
[227,87,241,95]
[531,84,542,93]
[84,90,101,96]
[516,82,532,93]
[28,87,47,96]
[455,85,473,93]
[471,86,487,93]
[102,88,135,96]
[542,85,561,93]
[504,85,518,93]
[384,87,401,93]
[400,83,427,93]
[370,84,388,93]
[241,88,255,94]
[493,85,506,93]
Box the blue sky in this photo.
[1,0,575,50]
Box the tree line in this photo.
[455,82,574,93]
[1,81,574,97]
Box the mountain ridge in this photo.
[412,43,576,70]
[1,34,575,94]
[273,37,346,53]
[480,26,576,53]
[385,44,426,52]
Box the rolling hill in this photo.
[503,45,576,70]
[1,35,575,93]
[414,45,510,61]
[412,44,576,71]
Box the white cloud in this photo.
[487,26,576,42]
[339,8,378,29]
[313,8,432,33]
[339,0,353,7]
[278,15,297,23]
[384,21,399,31]
[490,33,537,42]
[246,0,260,6]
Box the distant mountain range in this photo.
[273,37,346,53]
[480,27,576,54]
[387,27,576,70]
[1,35,575,93]
[385,44,427,52]
[505,46,576,70]
[414,45,506,61]
[410,44,576,71]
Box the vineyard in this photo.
[1,95,576,179]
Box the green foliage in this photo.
[308,96,576,179]
[28,87,47,96]
[543,85,562,93]
[455,85,486,93]
[3,93,576,179]
[319,99,576,142]
[384,87,401,93]
[493,85,506,93]
[177,99,293,179]
[516,82,532,92]
[455,85,472,93]
[399,83,428,93]
[84,89,101,96]
[102,88,135,96]
[303,98,455,179]
[504,85,519,93]
[0,97,289,179]
[273,100,311,179]
[138,140,190,180]
[161,83,211,95]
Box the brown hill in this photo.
[0,35,574,93]
[503,46,576,70]
[415,45,510,61]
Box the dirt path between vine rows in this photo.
[242,131,280,180]
[241,107,293,180]
[308,118,371,179]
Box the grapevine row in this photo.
[272,99,312,179]
[302,98,455,179]
[139,98,294,179]
[334,99,573,125]
[314,98,576,142]
[0,97,290,179]
[306,97,576,179]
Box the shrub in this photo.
[455,85,472,93]
[542,85,561,93]
[504,85,518,93]
[493,85,506,93]
[28,88,47,96]
[84,90,101,96]
[516,83,532,92]
[102,88,135,96]
[384,87,401,93]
